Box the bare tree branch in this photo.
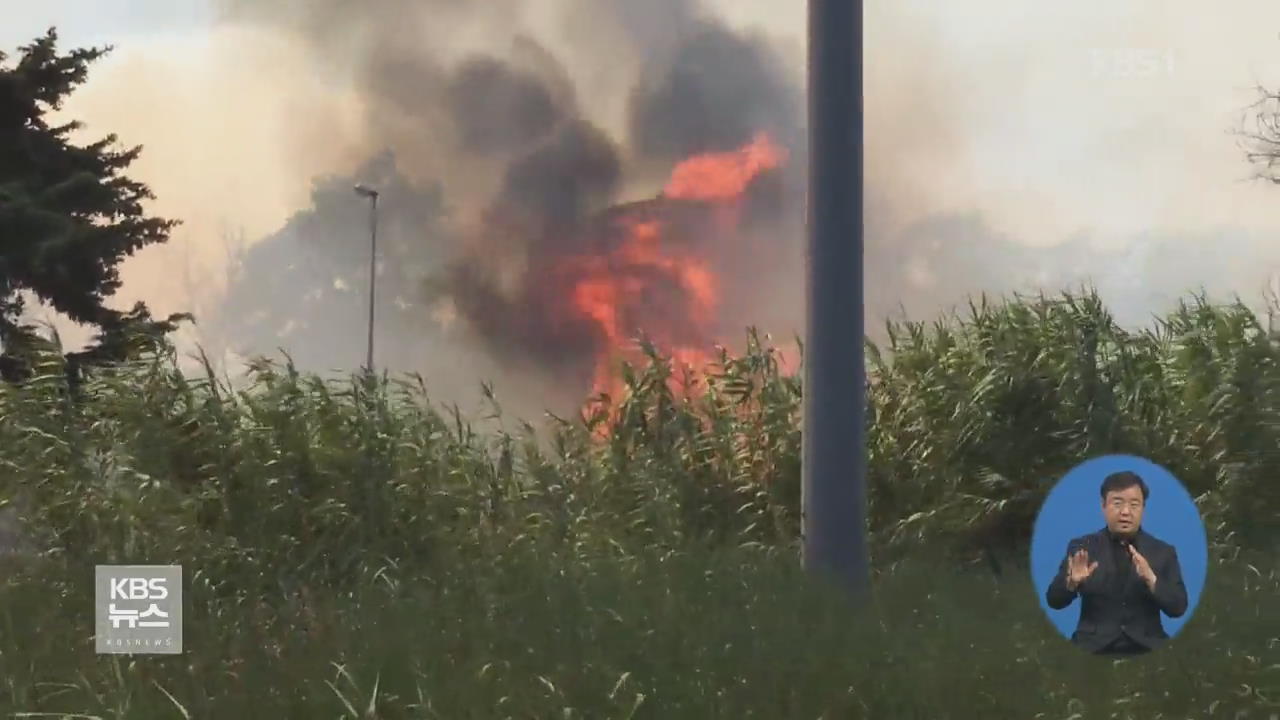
[1233,84,1280,183]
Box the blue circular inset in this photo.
[1030,454,1208,641]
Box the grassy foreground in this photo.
[0,542,1276,718]
[0,288,1278,717]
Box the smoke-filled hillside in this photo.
[203,0,809,415]
[26,0,1280,420]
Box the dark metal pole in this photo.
[803,0,868,594]
[366,193,378,371]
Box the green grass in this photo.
[0,287,1277,718]
[1,543,1276,718]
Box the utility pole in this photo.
[803,0,869,595]
[354,184,379,370]
[353,184,381,547]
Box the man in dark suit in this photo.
[1045,470,1189,655]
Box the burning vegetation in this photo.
[443,132,789,406]
[211,0,804,413]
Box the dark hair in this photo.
[1100,471,1149,502]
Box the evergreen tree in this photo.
[0,28,187,384]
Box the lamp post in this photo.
[353,184,379,370]
[803,0,869,594]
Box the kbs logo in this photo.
[95,565,182,654]
[108,577,169,629]
[111,577,169,600]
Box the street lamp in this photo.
[353,183,379,370]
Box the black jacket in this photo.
[1045,527,1188,653]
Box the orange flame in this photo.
[565,132,786,427]
[662,132,787,201]
[567,216,718,404]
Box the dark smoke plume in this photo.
[628,20,803,162]
[446,58,565,154]
[210,0,806,406]
[491,119,622,239]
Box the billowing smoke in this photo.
[36,0,1280,420]
[446,57,567,155]
[491,119,622,238]
[202,0,803,409]
[627,20,802,163]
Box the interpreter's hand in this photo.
[1065,548,1098,591]
[1128,543,1157,590]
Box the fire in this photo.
[564,215,718,404]
[562,132,788,414]
[662,132,786,201]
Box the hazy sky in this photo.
[1,0,214,50]
[9,0,1280,384]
